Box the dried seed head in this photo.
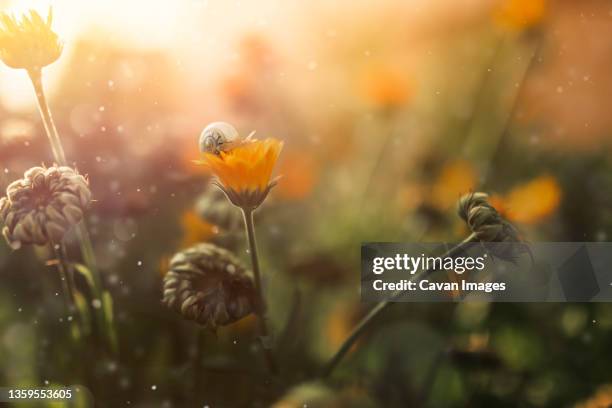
[0,166,91,249]
[457,192,520,243]
[162,243,257,330]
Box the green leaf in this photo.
[102,291,118,353]
[73,289,92,337]
[73,263,95,290]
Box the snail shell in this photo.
[199,122,240,155]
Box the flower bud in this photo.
[162,243,257,330]
[458,192,529,261]
[0,166,91,249]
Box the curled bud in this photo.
[458,192,529,262]
[162,243,257,330]
[458,192,519,242]
[0,166,91,249]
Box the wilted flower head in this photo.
[0,166,91,250]
[197,125,283,210]
[0,8,63,71]
[162,243,257,330]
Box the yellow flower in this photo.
[197,138,283,210]
[0,8,62,71]
[494,0,546,31]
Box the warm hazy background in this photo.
[1,0,612,407]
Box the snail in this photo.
[199,122,255,155]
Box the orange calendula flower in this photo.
[197,137,283,210]
[494,0,546,31]
[0,8,63,71]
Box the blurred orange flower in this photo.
[431,160,478,210]
[494,0,546,31]
[360,64,412,109]
[197,138,283,210]
[491,175,561,225]
[180,210,217,248]
[276,151,320,201]
[575,384,612,408]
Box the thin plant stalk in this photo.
[51,243,75,312]
[241,208,278,375]
[322,232,478,377]
[27,67,111,347]
[359,110,400,209]
[484,34,543,184]
[27,68,103,295]
[28,68,67,166]
[51,242,84,342]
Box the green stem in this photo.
[51,243,75,313]
[27,67,111,348]
[241,208,278,375]
[28,68,67,166]
[52,243,83,344]
[27,68,103,295]
[322,233,478,377]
